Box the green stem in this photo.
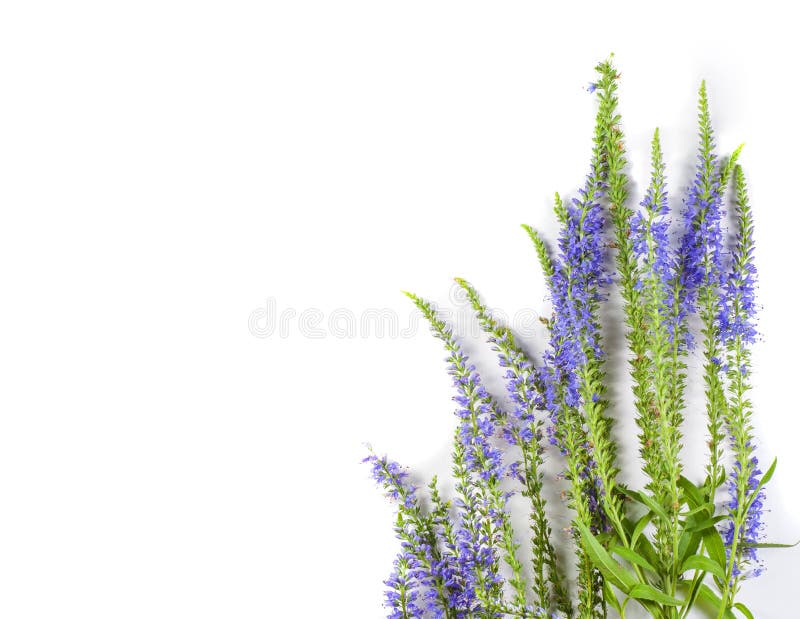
[717,520,742,619]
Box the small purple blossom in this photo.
[718,168,758,346]
[677,88,727,332]
[384,553,425,619]
[536,161,610,533]
[721,457,765,580]
[365,65,773,619]
[364,452,419,510]
[718,165,765,583]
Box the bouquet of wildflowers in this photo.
[364,57,789,619]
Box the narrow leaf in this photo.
[678,476,705,510]
[603,578,623,616]
[611,544,657,573]
[741,540,799,549]
[619,487,670,524]
[686,515,726,533]
[703,529,727,571]
[697,584,735,619]
[681,555,726,581]
[628,583,683,606]
[631,512,652,546]
[745,457,776,513]
[574,520,637,593]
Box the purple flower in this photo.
[539,166,607,403]
[536,162,610,532]
[718,165,765,582]
[721,457,765,580]
[677,89,726,333]
[718,176,758,345]
[405,293,519,613]
[363,452,418,510]
[384,553,425,619]
[630,132,682,345]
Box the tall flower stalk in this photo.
[456,277,572,616]
[406,292,535,617]
[716,165,765,616]
[363,57,784,619]
[630,129,685,581]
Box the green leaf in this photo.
[703,528,727,572]
[697,584,735,619]
[616,484,644,505]
[611,544,657,573]
[686,515,726,533]
[677,529,701,567]
[740,540,799,549]
[628,583,683,606]
[619,487,670,524]
[680,572,704,614]
[635,533,662,573]
[684,504,711,518]
[602,578,623,616]
[677,476,705,510]
[745,457,776,513]
[733,602,755,619]
[681,554,726,581]
[574,520,636,593]
[631,512,652,546]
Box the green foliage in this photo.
[370,56,788,619]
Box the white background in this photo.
[1,2,798,618]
